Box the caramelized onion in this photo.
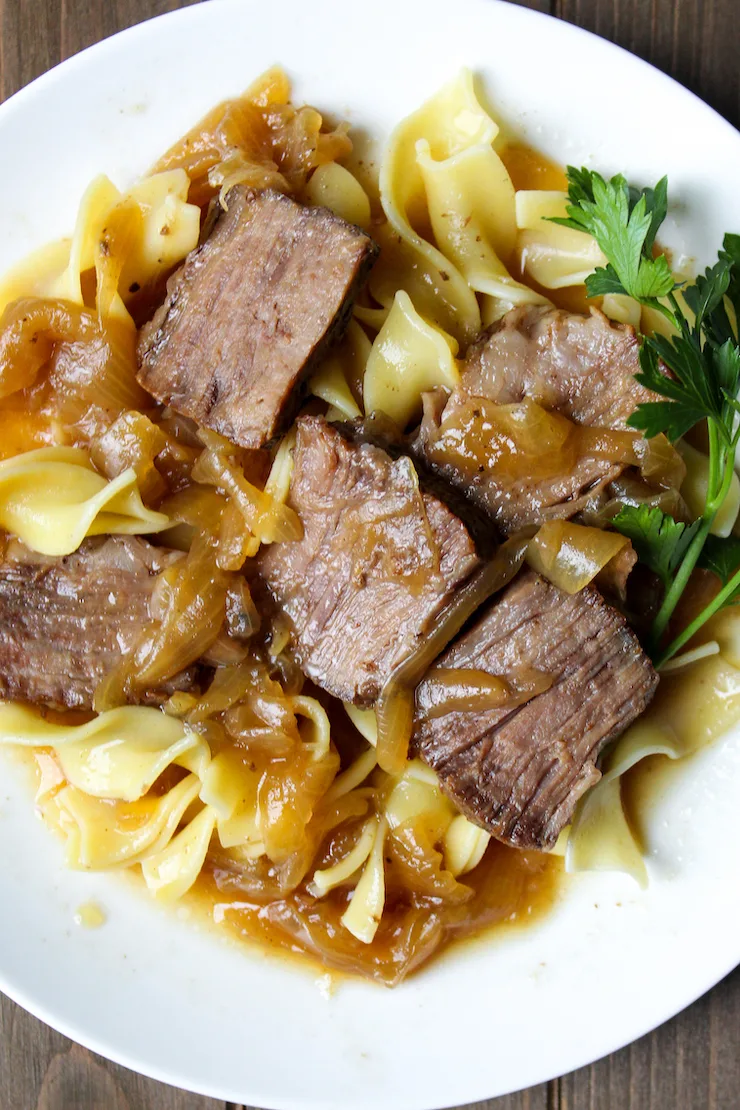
[258,746,340,862]
[193,430,303,553]
[95,533,231,709]
[428,397,641,485]
[386,822,472,904]
[151,66,352,208]
[0,297,81,398]
[136,534,230,687]
[0,297,148,440]
[526,520,631,594]
[582,475,689,527]
[426,398,685,509]
[91,410,168,501]
[416,666,552,719]
[225,579,260,641]
[375,535,529,774]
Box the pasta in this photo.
[303,162,372,229]
[515,189,606,290]
[0,446,168,555]
[567,642,740,884]
[0,171,201,322]
[363,292,460,427]
[0,703,208,798]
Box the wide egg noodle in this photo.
[416,135,548,322]
[310,320,371,423]
[57,172,200,318]
[141,805,218,902]
[567,637,740,885]
[311,755,492,942]
[443,813,490,876]
[199,749,263,852]
[363,291,460,427]
[513,192,649,330]
[341,815,388,944]
[515,189,606,290]
[310,360,361,420]
[375,70,487,345]
[308,815,379,897]
[679,440,740,536]
[0,703,208,800]
[46,773,203,870]
[302,162,372,229]
[0,446,169,556]
[0,172,200,322]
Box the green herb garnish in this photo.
[550,168,740,667]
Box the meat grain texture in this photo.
[414,568,658,849]
[138,186,378,448]
[0,536,194,709]
[257,415,481,704]
[417,305,661,533]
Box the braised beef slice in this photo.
[415,305,661,534]
[0,536,196,710]
[256,415,481,705]
[137,186,379,449]
[414,567,658,850]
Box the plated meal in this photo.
[2,52,740,1000]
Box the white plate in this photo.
[1,1,740,1106]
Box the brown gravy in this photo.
[189,838,561,986]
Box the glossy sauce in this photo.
[425,397,642,485]
[191,837,561,987]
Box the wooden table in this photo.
[1,0,739,1106]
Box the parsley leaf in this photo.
[612,505,701,589]
[697,535,740,603]
[627,336,722,441]
[720,233,740,322]
[549,168,675,304]
[547,164,740,666]
[682,258,732,340]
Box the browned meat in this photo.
[138,187,378,449]
[416,305,661,534]
[256,415,481,704]
[0,536,196,710]
[414,568,658,850]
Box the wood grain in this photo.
[1,0,739,1107]
[553,0,740,125]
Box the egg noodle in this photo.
[0,66,739,982]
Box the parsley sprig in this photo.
[549,169,740,667]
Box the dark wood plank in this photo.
[554,0,740,126]
[0,992,223,1109]
[558,965,740,1110]
[1,0,740,1108]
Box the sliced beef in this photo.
[414,567,658,850]
[137,186,379,449]
[415,305,661,534]
[0,536,196,710]
[256,415,481,705]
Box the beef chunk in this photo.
[0,536,195,710]
[414,568,658,849]
[256,415,481,704]
[137,187,379,449]
[416,305,661,534]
